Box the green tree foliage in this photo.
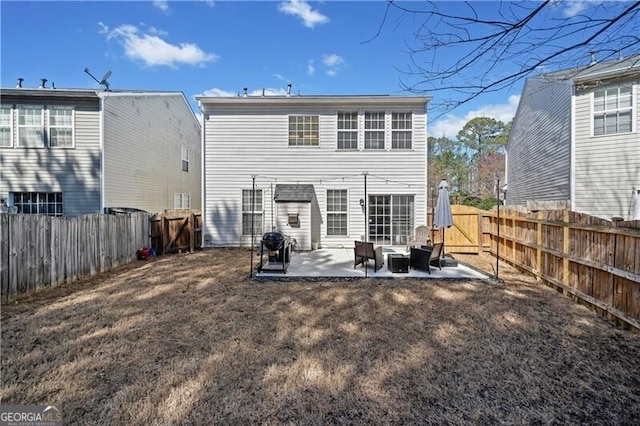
[429,117,510,209]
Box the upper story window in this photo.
[0,105,11,148]
[289,115,319,146]
[364,111,385,150]
[593,84,633,136]
[174,193,191,209]
[181,146,189,172]
[17,105,45,148]
[337,112,358,150]
[48,106,74,148]
[392,112,412,149]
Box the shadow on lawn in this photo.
[1,248,639,425]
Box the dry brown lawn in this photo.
[1,248,639,425]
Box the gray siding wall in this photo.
[506,77,573,206]
[0,98,101,216]
[102,93,201,214]
[573,81,640,220]
[202,101,427,248]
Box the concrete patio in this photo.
[255,246,491,279]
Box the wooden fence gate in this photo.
[427,204,486,254]
[149,209,201,255]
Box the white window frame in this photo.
[181,146,189,172]
[242,189,263,235]
[593,83,634,136]
[288,115,319,146]
[174,193,191,209]
[48,105,74,148]
[17,105,45,148]
[392,112,413,150]
[364,111,385,150]
[11,192,63,216]
[0,105,12,148]
[337,112,358,150]
[326,189,348,236]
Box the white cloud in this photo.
[429,95,520,138]
[307,59,315,76]
[199,87,236,97]
[561,0,600,17]
[153,0,170,13]
[277,0,329,28]
[322,53,343,76]
[203,0,215,7]
[103,24,218,67]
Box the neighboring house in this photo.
[198,94,430,250]
[505,54,640,220]
[0,84,201,216]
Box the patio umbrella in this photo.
[434,179,454,257]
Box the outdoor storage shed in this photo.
[274,184,321,250]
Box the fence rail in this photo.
[0,212,149,302]
[483,208,640,329]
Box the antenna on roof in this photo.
[84,67,112,91]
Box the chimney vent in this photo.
[590,51,597,65]
[16,77,24,88]
[243,87,248,97]
[286,83,292,97]
[39,78,48,89]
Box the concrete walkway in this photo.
[255,246,490,279]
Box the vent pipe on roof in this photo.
[16,78,24,88]
[39,78,47,89]
[590,51,597,65]
[286,83,292,97]
[243,87,248,97]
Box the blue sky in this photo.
[1,1,635,137]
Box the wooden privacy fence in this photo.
[483,208,640,329]
[149,209,201,255]
[427,204,487,254]
[0,212,149,302]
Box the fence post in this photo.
[477,209,483,254]
[536,211,543,280]
[562,208,570,295]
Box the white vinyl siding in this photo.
[364,111,385,150]
[17,105,44,148]
[0,105,12,147]
[48,106,74,148]
[593,84,633,136]
[200,97,427,248]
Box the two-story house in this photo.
[198,94,430,250]
[0,85,201,216]
[505,54,640,220]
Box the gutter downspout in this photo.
[570,84,576,212]
[99,94,105,213]
[200,101,206,248]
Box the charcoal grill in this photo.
[258,231,292,273]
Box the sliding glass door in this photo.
[368,195,414,245]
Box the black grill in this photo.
[261,231,285,251]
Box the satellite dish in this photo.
[84,67,112,91]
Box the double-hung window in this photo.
[326,189,348,236]
[48,106,74,148]
[289,115,319,146]
[12,192,63,216]
[17,105,44,148]
[0,105,11,147]
[174,193,191,209]
[364,112,385,150]
[242,189,263,235]
[181,146,189,172]
[593,84,633,136]
[337,112,358,150]
[392,112,412,149]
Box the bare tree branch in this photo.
[381,0,640,117]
